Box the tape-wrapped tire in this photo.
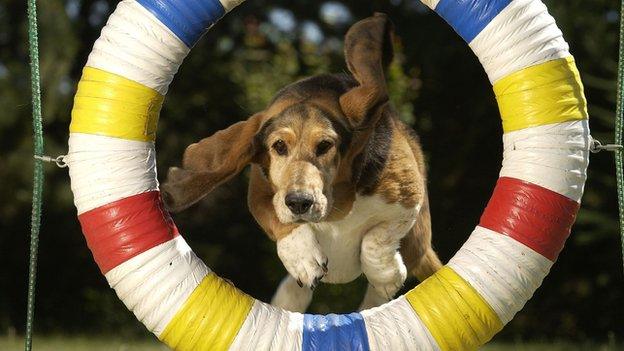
[67,0,590,349]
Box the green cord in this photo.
[25,0,44,348]
[617,0,624,275]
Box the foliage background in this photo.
[0,0,622,343]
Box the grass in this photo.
[0,335,621,350]
[1,335,167,351]
[481,341,623,351]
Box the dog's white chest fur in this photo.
[310,194,418,283]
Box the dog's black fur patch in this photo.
[351,109,394,195]
[271,74,357,104]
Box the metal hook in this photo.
[34,154,68,168]
[590,139,623,154]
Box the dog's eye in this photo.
[316,140,334,156]
[272,140,288,156]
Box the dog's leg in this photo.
[358,283,390,310]
[277,225,328,289]
[360,223,409,300]
[271,275,314,313]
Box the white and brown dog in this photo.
[162,13,442,312]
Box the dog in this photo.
[161,13,443,312]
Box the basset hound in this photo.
[162,13,442,312]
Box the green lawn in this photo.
[1,336,621,350]
[1,335,166,351]
[480,342,622,351]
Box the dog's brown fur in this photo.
[162,13,442,307]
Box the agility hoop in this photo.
[67,0,590,349]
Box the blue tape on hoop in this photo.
[137,0,225,47]
[302,313,370,351]
[435,0,512,43]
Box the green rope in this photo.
[25,0,44,348]
[617,0,624,275]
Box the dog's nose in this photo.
[285,192,314,215]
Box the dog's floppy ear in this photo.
[340,13,394,128]
[161,113,266,212]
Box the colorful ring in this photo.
[67,0,590,349]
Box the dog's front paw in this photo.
[363,251,407,300]
[277,226,328,289]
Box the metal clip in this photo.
[590,139,623,154]
[34,154,68,168]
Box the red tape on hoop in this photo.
[78,191,179,274]
[479,177,579,261]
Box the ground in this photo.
[0,335,621,351]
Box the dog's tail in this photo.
[400,225,443,282]
[410,247,443,282]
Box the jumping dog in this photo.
[162,13,442,312]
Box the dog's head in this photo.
[162,13,394,223]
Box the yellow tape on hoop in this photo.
[494,56,588,133]
[159,273,254,351]
[405,266,503,351]
[70,67,163,142]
